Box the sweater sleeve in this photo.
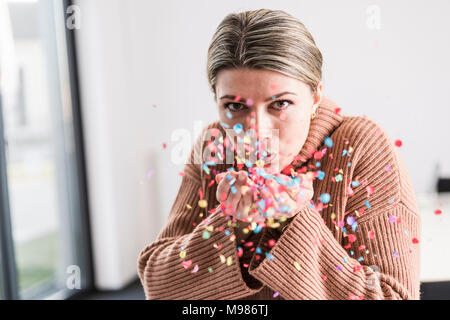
[137,125,264,300]
[246,117,421,300]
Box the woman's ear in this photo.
[312,81,323,112]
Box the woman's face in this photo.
[215,68,323,173]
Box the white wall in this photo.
[74,0,450,289]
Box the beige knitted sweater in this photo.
[137,96,421,300]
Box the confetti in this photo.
[268,239,276,247]
[394,140,402,147]
[320,193,331,204]
[181,260,192,269]
[191,264,199,273]
[180,250,186,259]
[435,209,442,215]
[226,256,233,266]
[198,199,207,208]
[366,185,374,197]
[412,238,419,244]
[346,216,356,226]
[146,169,154,179]
[368,230,375,239]
[233,123,243,134]
[273,292,279,298]
[266,252,274,260]
[324,137,333,148]
[334,107,341,114]
[335,174,343,182]
[162,143,167,149]
[294,261,301,271]
[202,230,210,239]
[348,234,357,243]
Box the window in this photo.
[0,0,92,299]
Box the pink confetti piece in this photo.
[273,292,279,298]
[181,260,192,269]
[191,264,199,273]
[368,230,375,239]
[162,142,167,149]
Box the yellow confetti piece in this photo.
[331,213,336,220]
[270,222,280,229]
[198,199,207,208]
[294,261,301,271]
[255,160,264,167]
[206,225,214,232]
[242,228,249,234]
[219,254,226,263]
[186,204,192,209]
[226,256,233,266]
[180,250,186,259]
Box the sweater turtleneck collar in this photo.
[290,95,345,171]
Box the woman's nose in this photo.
[254,109,274,139]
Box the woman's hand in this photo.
[261,172,314,220]
[215,170,315,223]
[216,170,257,222]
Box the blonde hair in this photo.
[207,9,323,99]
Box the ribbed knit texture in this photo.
[137,96,421,300]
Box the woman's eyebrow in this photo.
[219,91,297,102]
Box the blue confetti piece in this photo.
[220,121,229,128]
[365,200,371,209]
[257,199,266,210]
[266,252,274,260]
[324,136,333,148]
[225,230,230,236]
[226,111,232,119]
[348,162,351,167]
[315,161,321,167]
[352,222,358,231]
[350,250,354,256]
[254,225,262,234]
[317,170,325,180]
[357,257,364,262]
[320,193,331,204]
[230,186,237,194]
[233,123,243,134]
[351,180,360,187]
[256,247,262,254]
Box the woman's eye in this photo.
[224,103,247,112]
[271,100,293,110]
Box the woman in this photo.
[137,9,421,300]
